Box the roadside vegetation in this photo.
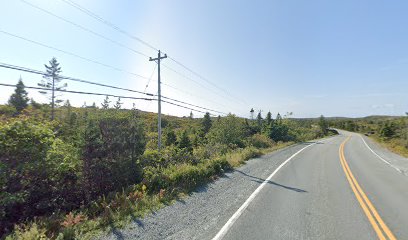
[329,115,408,157]
[0,58,334,239]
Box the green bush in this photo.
[246,134,274,148]
[226,147,263,167]
[143,157,230,193]
[0,120,54,234]
[207,114,247,148]
[0,105,16,116]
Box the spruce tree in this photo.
[256,111,263,127]
[178,130,192,152]
[38,57,67,120]
[202,112,212,134]
[318,115,328,135]
[101,96,110,109]
[164,128,177,146]
[114,97,122,109]
[9,77,29,113]
[265,111,273,125]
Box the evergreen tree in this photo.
[114,97,122,109]
[8,77,29,113]
[101,96,110,109]
[189,111,194,119]
[256,111,263,127]
[265,111,273,125]
[38,57,67,120]
[178,130,192,152]
[202,112,212,134]
[380,122,396,138]
[164,128,177,146]
[318,115,328,135]
[276,113,282,124]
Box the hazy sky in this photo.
[0,0,407,118]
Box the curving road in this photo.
[99,131,408,240]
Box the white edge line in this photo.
[360,136,402,174]
[211,142,317,240]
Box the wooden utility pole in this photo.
[149,50,167,151]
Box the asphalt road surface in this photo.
[99,131,408,240]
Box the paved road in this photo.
[99,131,408,240]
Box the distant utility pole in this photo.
[149,50,167,151]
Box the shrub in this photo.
[143,157,230,193]
[0,120,55,236]
[246,134,274,148]
[0,105,17,116]
[82,114,145,202]
[207,114,247,148]
[226,147,262,167]
[5,223,47,240]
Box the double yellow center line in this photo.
[339,136,396,240]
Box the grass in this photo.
[370,136,408,158]
[226,142,293,167]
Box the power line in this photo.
[162,82,236,113]
[167,57,246,104]
[144,63,157,93]
[0,62,154,97]
[161,92,227,115]
[162,100,212,116]
[59,0,158,52]
[0,83,154,101]
[19,0,150,58]
[0,62,226,115]
[0,29,149,80]
[0,83,218,116]
[18,0,233,115]
[56,0,245,105]
[161,64,234,103]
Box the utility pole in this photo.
[149,50,167,151]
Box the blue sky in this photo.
[0,0,407,118]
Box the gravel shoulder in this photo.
[97,142,316,240]
[360,134,408,175]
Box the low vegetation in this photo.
[1,71,333,239]
[329,115,408,157]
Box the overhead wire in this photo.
[161,100,211,116]
[0,83,154,101]
[0,62,226,115]
[144,63,157,93]
[55,0,245,105]
[1,83,215,115]
[167,56,247,104]
[0,62,154,97]
[0,29,149,80]
[4,1,243,116]
[160,82,228,115]
[19,0,150,58]
[59,0,158,52]
[161,64,234,103]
